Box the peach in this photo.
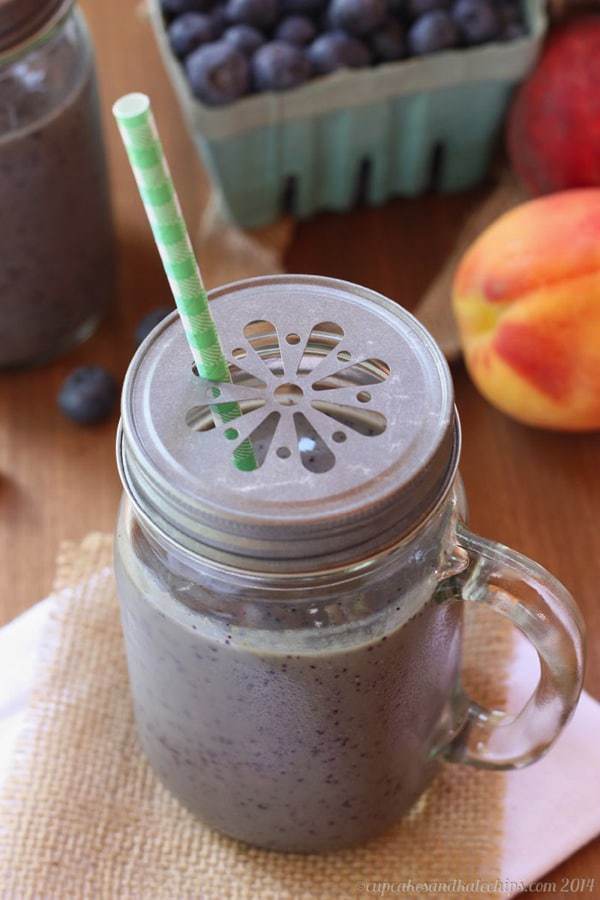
[452,189,600,431]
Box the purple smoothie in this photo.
[116,515,463,852]
[0,55,114,366]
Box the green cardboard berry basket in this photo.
[148,0,546,228]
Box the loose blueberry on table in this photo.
[135,307,175,347]
[161,0,527,105]
[58,366,118,426]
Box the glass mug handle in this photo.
[444,522,585,769]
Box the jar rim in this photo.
[117,414,462,582]
[0,0,72,58]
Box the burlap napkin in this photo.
[0,534,514,899]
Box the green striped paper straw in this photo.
[112,93,256,472]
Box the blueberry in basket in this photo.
[161,0,529,105]
[407,9,459,55]
[370,17,405,62]
[452,0,501,44]
[281,0,325,13]
[225,0,279,29]
[275,15,317,46]
[161,0,215,15]
[406,0,449,18]
[329,0,387,37]
[224,23,266,54]
[186,41,251,104]
[209,4,229,33]
[168,12,217,57]
[252,40,313,89]
[308,30,371,73]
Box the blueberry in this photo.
[370,17,406,61]
[209,4,229,36]
[161,0,213,15]
[329,0,386,36]
[224,23,265,55]
[225,0,278,29]
[452,0,500,44]
[135,307,174,347]
[501,21,526,39]
[406,0,449,19]
[281,0,325,14]
[168,13,215,58]
[186,41,250,105]
[307,31,371,74]
[497,0,521,25]
[58,366,118,426]
[252,41,312,91]
[407,10,458,54]
[275,15,317,46]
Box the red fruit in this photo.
[507,17,600,194]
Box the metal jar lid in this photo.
[118,275,459,572]
[0,0,70,54]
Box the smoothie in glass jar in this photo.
[115,275,584,852]
[0,1,114,367]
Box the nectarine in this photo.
[453,190,600,431]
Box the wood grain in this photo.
[0,0,598,891]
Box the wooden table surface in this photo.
[1,0,599,892]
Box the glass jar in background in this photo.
[0,0,115,368]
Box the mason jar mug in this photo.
[115,275,585,853]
